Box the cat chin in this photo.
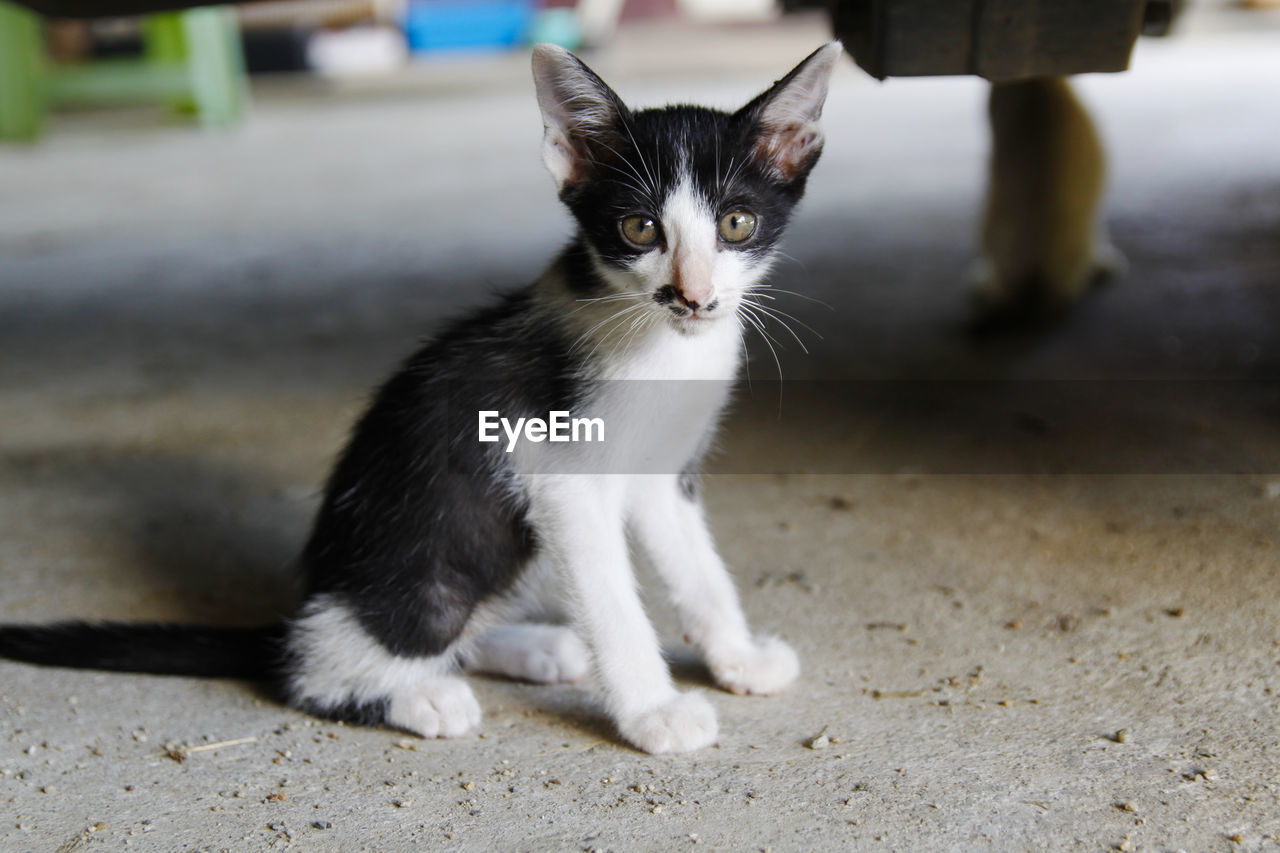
[657,299,741,334]
[666,312,727,336]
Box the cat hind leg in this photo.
[283,593,482,739]
[464,623,589,684]
[385,676,481,738]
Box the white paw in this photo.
[618,692,718,754]
[386,677,482,738]
[708,636,800,696]
[468,624,590,684]
[516,627,590,683]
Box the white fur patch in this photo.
[662,178,719,308]
[285,596,454,701]
[466,623,589,683]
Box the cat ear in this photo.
[739,42,843,182]
[531,43,628,190]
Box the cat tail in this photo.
[0,622,286,680]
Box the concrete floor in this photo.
[2,8,1279,852]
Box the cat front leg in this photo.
[531,474,718,753]
[628,474,799,697]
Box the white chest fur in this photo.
[522,318,739,477]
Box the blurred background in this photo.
[2,4,1280,849]
[1,0,1278,469]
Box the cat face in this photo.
[532,43,841,334]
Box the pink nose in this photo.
[670,242,714,310]
[671,273,714,311]
[675,288,707,311]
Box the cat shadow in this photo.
[4,445,304,626]
[664,645,718,689]
[469,645,718,752]
[503,688,623,748]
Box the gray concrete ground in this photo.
[2,7,1279,851]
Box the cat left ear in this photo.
[531,44,628,191]
[739,41,843,183]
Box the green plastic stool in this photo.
[0,2,246,142]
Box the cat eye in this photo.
[718,210,757,244]
[619,215,661,248]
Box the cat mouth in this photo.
[667,308,717,328]
[656,292,722,326]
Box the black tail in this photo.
[0,622,287,680]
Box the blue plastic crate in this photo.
[403,1,535,53]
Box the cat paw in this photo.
[708,636,799,696]
[467,624,590,684]
[618,692,718,754]
[386,677,482,738]
[512,627,590,683]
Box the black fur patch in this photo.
[296,694,391,729]
[560,240,609,297]
[300,288,585,658]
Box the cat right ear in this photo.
[739,42,843,184]
[531,44,628,190]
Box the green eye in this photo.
[718,210,757,243]
[620,215,660,248]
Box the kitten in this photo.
[971,76,1126,327]
[0,42,841,754]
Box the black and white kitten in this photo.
[0,42,841,753]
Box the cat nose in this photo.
[669,244,715,311]
[676,289,702,311]
[656,284,715,313]
[672,282,715,312]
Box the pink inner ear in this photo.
[753,121,823,181]
[545,130,594,188]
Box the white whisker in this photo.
[566,290,648,320]
[617,308,656,354]
[738,302,784,383]
[742,296,823,346]
[583,151,652,200]
[574,290,649,304]
[619,120,660,200]
[742,300,809,355]
[748,284,833,310]
[570,301,649,355]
